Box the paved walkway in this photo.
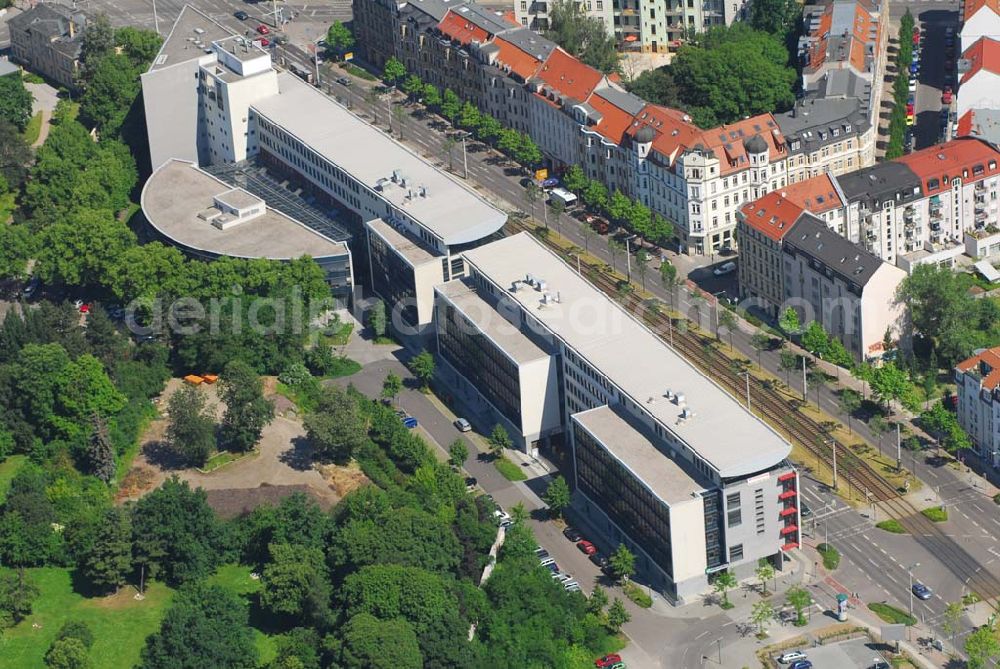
[25,81,58,148]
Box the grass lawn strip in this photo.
[494,456,527,481]
[0,455,27,504]
[921,506,948,522]
[876,519,907,534]
[867,602,916,625]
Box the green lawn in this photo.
[207,564,276,664]
[921,506,948,522]
[0,455,27,505]
[876,519,907,534]
[0,568,173,669]
[22,111,43,145]
[868,602,916,626]
[494,456,527,481]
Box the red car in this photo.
[577,540,598,555]
[596,654,622,668]
[256,23,270,35]
[258,37,270,47]
[942,86,953,105]
[911,28,920,45]
[906,102,914,115]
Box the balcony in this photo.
[780,524,799,535]
[619,7,638,14]
[780,506,798,517]
[778,471,796,482]
[779,489,797,500]
[781,541,800,551]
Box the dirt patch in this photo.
[316,460,370,498]
[204,483,335,518]
[85,586,146,610]
[115,466,158,503]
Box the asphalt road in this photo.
[909,9,961,150]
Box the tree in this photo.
[778,307,801,338]
[869,415,890,457]
[304,385,367,463]
[750,333,770,369]
[115,27,163,68]
[543,476,571,518]
[79,54,140,137]
[966,624,1000,669]
[838,389,862,434]
[422,83,441,109]
[80,507,132,594]
[785,585,811,626]
[897,264,979,366]
[218,360,275,453]
[458,101,481,131]
[801,321,829,358]
[582,179,609,211]
[85,415,116,483]
[718,309,737,349]
[408,349,435,389]
[635,249,649,289]
[383,56,406,86]
[607,189,631,224]
[38,209,137,288]
[0,568,39,628]
[607,238,622,272]
[524,182,541,220]
[401,74,423,100]
[381,371,402,404]
[0,73,33,131]
[868,362,911,411]
[368,298,387,339]
[755,560,775,595]
[825,338,853,368]
[669,24,796,127]
[748,0,801,39]
[514,132,542,167]
[81,13,115,67]
[713,569,737,608]
[778,351,798,386]
[606,598,631,632]
[338,613,422,669]
[750,599,775,636]
[487,423,512,458]
[326,21,355,52]
[260,543,331,626]
[562,165,587,193]
[609,544,635,583]
[45,637,91,669]
[131,476,219,586]
[139,583,258,669]
[941,600,963,651]
[0,120,32,188]
[547,0,619,74]
[448,439,469,468]
[165,385,216,466]
[475,114,502,144]
[440,89,461,123]
[549,197,566,226]
[588,584,609,615]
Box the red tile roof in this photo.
[957,346,1000,390]
[493,36,544,80]
[960,37,1000,84]
[535,48,604,102]
[500,9,520,27]
[895,137,1000,191]
[624,104,702,164]
[957,110,975,137]
[963,0,1000,24]
[738,191,805,242]
[779,174,843,214]
[586,92,637,144]
[437,10,490,46]
[699,114,786,176]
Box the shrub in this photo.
[494,457,527,481]
[623,582,652,608]
[278,362,312,387]
[817,543,840,570]
[876,519,906,534]
[921,506,948,522]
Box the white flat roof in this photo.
[573,405,706,506]
[366,218,441,267]
[436,279,552,365]
[462,233,792,478]
[251,72,508,246]
[141,159,348,260]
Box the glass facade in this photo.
[368,232,418,327]
[437,303,523,428]
[573,423,674,578]
[703,490,723,570]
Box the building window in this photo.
[726,491,742,527]
[729,544,744,562]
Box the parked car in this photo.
[454,417,472,432]
[563,527,583,542]
[908,79,917,94]
[256,23,270,34]
[713,261,737,276]
[402,415,418,429]
[906,113,915,126]
[595,654,622,668]
[577,540,598,555]
[464,476,477,490]
[906,102,914,115]
[799,500,812,519]
[234,10,248,19]
[534,547,549,559]
[909,62,919,75]
[590,217,609,235]
[336,76,351,86]
[589,553,609,569]
[778,651,808,664]
[912,582,933,600]
[541,177,560,190]
[22,277,40,299]
[789,661,813,669]
[258,37,270,47]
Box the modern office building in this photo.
[8,3,87,90]
[447,232,797,602]
[141,7,506,315]
[141,159,353,285]
[956,346,1000,468]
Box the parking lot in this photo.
[777,636,889,669]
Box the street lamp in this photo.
[624,234,638,283]
[907,562,920,617]
[458,131,470,180]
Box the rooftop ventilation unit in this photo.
[673,392,685,406]
[680,407,695,419]
[535,278,547,291]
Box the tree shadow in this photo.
[279,435,315,471]
[142,439,187,471]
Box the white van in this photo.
[778,651,807,664]
[549,188,578,208]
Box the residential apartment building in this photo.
[957,37,1000,120]
[444,232,797,602]
[141,7,506,313]
[8,3,87,90]
[737,190,904,361]
[513,0,613,36]
[353,0,886,256]
[960,0,1000,52]
[956,346,1000,468]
